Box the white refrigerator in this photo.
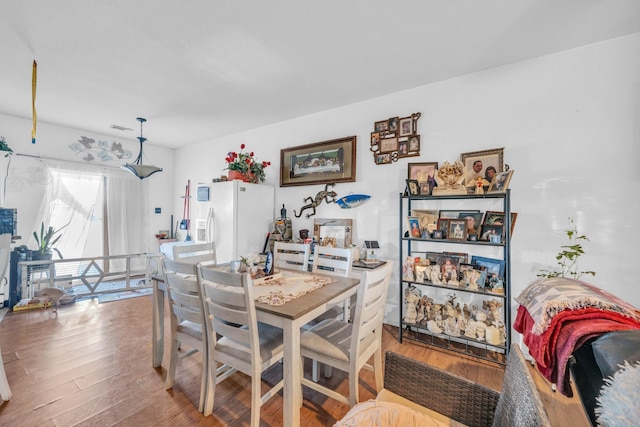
[194,181,274,264]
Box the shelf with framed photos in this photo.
[398,190,512,365]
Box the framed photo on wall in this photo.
[280,136,357,187]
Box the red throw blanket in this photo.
[514,305,640,396]
[514,278,640,396]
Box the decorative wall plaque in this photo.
[370,112,421,165]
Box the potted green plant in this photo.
[33,221,69,260]
[537,217,596,279]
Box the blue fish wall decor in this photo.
[336,194,371,209]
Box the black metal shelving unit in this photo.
[398,190,511,364]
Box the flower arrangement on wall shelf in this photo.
[224,144,271,183]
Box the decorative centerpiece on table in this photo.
[240,253,262,277]
[224,144,271,183]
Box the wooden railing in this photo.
[19,253,162,300]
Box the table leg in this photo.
[152,280,164,368]
[283,320,301,427]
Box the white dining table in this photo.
[253,269,359,427]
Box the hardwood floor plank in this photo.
[0,295,506,426]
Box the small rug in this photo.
[97,288,153,304]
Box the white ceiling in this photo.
[2,0,640,149]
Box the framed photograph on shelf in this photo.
[460,147,504,187]
[464,268,487,290]
[457,212,484,237]
[313,218,353,248]
[480,224,504,242]
[405,179,419,196]
[439,209,480,219]
[488,170,514,194]
[483,211,518,236]
[471,255,506,282]
[443,251,469,265]
[406,216,422,238]
[418,181,431,196]
[408,162,438,182]
[448,219,467,241]
[425,251,441,264]
[280,136,357,187]
[436,218,451,238]
[412,209,438,233]
[436,254,460,283]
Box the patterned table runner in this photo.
[253,272,336,306]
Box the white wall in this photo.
[0,114,175,252]
[174,33,640,329]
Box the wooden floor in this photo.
[0,295,505,426]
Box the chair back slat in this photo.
[312,246,353,277]
[173,242,217,265]
[351,262,393,348]
[274,242,310,271]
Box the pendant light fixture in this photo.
[122,117,163,179]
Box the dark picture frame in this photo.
[405,179,419,196]
[460,147,504,187]
[399,116,413,137]
[480,224,504,243]
[448,219,468,241]
[457,212,484,237]
[375,152,392,164]
[483,211,518,236]
[407,162,438,182]
[280,136,357,187]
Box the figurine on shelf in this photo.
[475,176,485,195]
[483,299,504,327]
[403,285,421,324]
[432,161,467,195]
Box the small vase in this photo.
[228,170,245,181]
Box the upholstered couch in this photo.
[335,345,550,427]
[570,329,640,425]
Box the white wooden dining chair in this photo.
[172,241,217,265]
[273,241,310,272]
[197,265,284,426]
[0,234,12,402]
[162,257,208,413]
[300,261,393,406]
[0,342,11,402]
[308,245,354,380]
[311,245,353,278]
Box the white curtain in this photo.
[37,159,147,270]
[106,170,148,270]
